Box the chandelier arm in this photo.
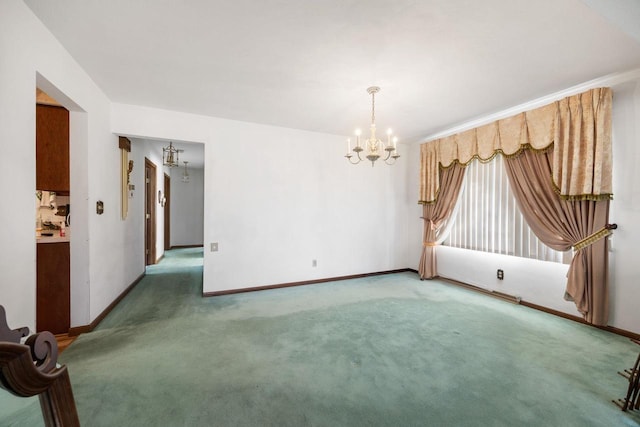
[345,151,363,165]
[354,151,364,164]
[384,151,400,165]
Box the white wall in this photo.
[121,138,167,266]
[0,1,144,331]
[437,246,576,314]
[112,103,410,294]
[170,167,204,247]
[608,78,640,332]
[126,140,146,276]
[407,73,640,334]
[406,143,424,269]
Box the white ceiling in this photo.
[25,0,640,144]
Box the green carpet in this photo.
[2,248,640,426]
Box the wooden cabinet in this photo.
[36,103,70,334]
[36,104,69,192]
[36,242,70,334]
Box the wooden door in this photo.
[164,173,171,250]
[145,158,157,265]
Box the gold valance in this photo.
[419,87,612,204]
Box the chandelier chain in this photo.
[371,91,376,125]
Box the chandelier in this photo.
[345,86,399,166]
[163,141,183,167]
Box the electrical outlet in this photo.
[497,269,504,280]
[211,242,218,252]
[312,259,317,267]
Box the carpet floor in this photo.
[2,248,640,426]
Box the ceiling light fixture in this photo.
[345,86,400,166]
[181,161,190,183]
[163,141,183,167]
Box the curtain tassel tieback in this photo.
[423,242,438,247]
[572,226,613,252]
[421,218,437,231]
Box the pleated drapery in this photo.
[418,163,466,279]
[418,87,614,324]
[504,149,610,325]
[419,88,612,204]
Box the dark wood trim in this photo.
[437,275,640,340]
[519,300,585,323]
[164,173,171,251]
[67,325,90,337]
[89,273,145,330]
[67,273,145,336]
[203,269,413,297]
[144,158,157,266]
[436,277,522,304]
[118,136,131,152]
[520,300,640,341]
[170,244,204,249]
[606,325,640,341]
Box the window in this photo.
[444,154,565,263]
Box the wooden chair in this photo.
[614,338,640,412]
[0,305,80,426]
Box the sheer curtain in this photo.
[446,155,565,262]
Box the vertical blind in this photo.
[445,155,565,263]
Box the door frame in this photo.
[145,158,157,265]
[164,173,171,251]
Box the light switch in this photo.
[211,242,218,252]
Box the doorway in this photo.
[145,158,157,265]
[35,91,71,334]
[164,173,171,250]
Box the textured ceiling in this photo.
[25,0,640,146]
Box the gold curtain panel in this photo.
[419,87,612,204]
